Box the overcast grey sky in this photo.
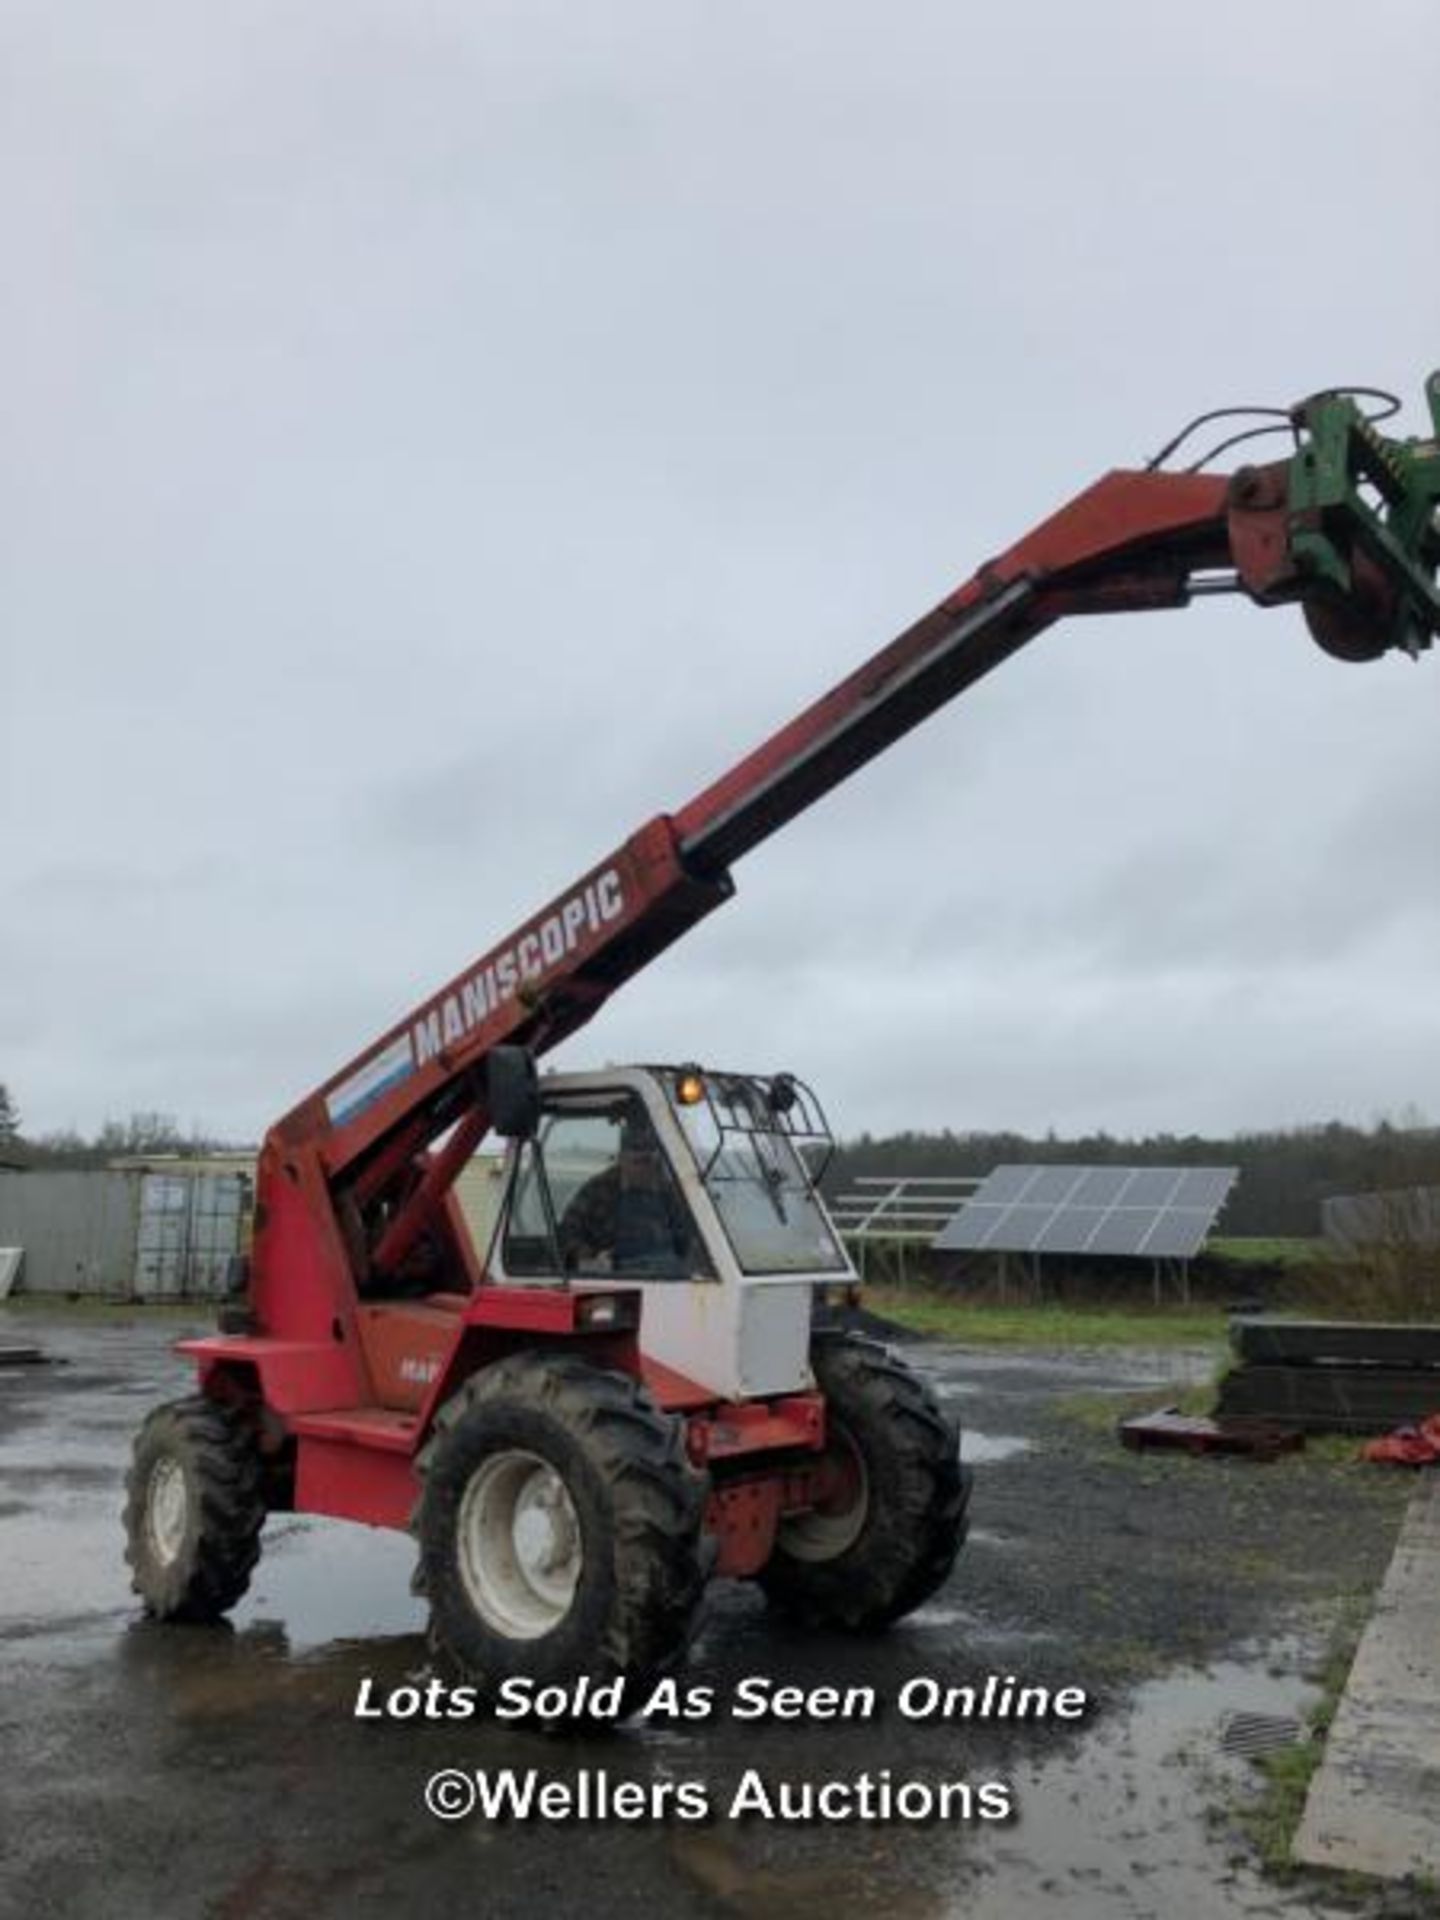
[4,1,1439,1144]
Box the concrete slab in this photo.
[1294,1472,1440,1880]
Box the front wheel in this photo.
[413,1354,709,1705]
[760,1333,970,1629]
[123,1395,266,1620]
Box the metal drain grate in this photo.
[1220,1711,1303,1757]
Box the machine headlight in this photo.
[574,1292,640,1331]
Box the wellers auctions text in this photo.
[357,1670,1092,1726]
[391,1674,1091,1827]
[423,1764,1014,1826]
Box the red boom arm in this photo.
[252,458,1307,1297]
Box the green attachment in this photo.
[1288,376,1440,657]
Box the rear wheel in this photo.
[123,1395,265,1620]
[760,1332,970,1629]
[414,1353,709,1706]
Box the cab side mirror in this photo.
[487,1047,540,1139]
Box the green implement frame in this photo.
[1288,374,1440,658]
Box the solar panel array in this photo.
[933,1164,1238,1260]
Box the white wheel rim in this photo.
[147,1456,190,1565]
[778,1425,869,1562]
[457,1449,582,1639]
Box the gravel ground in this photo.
[0,1306,1419,1920]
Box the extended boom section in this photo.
[674,467,1233,873]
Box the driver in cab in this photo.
[560,1121,696,1277]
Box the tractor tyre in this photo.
[759,1332,970,1630]
[413,1353,709,1707]
[123,1395,266,1621]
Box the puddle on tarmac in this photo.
[0,1497,424,1663]
[114,1615,425,1723]
[963,1433,1032,1464]
[2,1427,129,1474]
[904,1600,1057,1648]
[1,1505,136,1631]
[669,1822,953,1917]
[935,1349,1216,1390]
[956,1649,1324,1920]
[232,1517,421,1648]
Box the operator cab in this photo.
[486,1063,854,1402]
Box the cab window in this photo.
[502,1098,712,1281]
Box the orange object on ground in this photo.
[1362,1412,1440,1466]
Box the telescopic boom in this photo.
[259,377,1440,1292]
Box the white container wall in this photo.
[0,1169,251,1299]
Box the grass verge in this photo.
[0,1296,201,1323]
[873,1289,1227,1349]
[1208,1237,1329,1268]
[1233,1601,1364,1879]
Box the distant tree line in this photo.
[4,1071,1438,1236]
[0,1085,241,1168]
[823,1118,1440,1238]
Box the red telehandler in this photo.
[126,378,1440,1702]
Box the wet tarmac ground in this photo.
[0,1307,1419,1920]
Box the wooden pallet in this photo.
[1119,1407,1304,1459]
